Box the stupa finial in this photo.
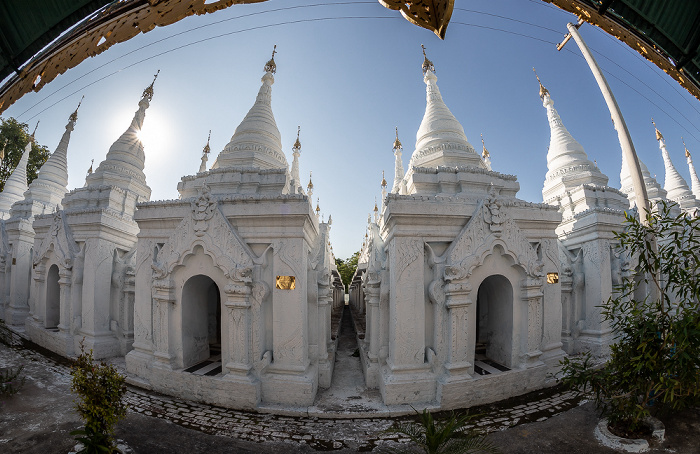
[69,95,84,124]
[142,70,160,101]
[293,125,301,151]
[30,120,40,142]
[683,137,690,158]
[315,197,320,215]
[87,158,94,175]
[203,130,211,155]
[533,68,549,101]
[652,118,663,141]
[264,45,277,74]
[421,44,435,75]
[393,127,402,150]
[481,133,490,159]
[381,170,387,188]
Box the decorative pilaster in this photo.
[152,280,174,369]
[522,278,544,367]
[443,281,472,375]
[223,282,252,377]
[57,268,73,331]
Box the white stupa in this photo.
[655,122,700,213]
[408,46,484,170]
[211,46,287,170]
[684,140,700,202]
[290,126,303,194]
[10,102,80,219]
[0,133,33,218]
[620,149,667,209]
[178,49,290,198]
[391,128,406,194]
[537,71,627,224]
[538,74,608,205]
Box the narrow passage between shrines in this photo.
[311,305,384,413]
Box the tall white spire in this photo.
[199,130,211,173]
[538,71,609,204]
[84,71,157,201]
[683,139,700,201]
[655,121,700,212]
[380,170,387,211]
[392,127,405,194]
[291,126,302,193]
[620,149,666,207]
[212,46,287,170]
[410,45,483,169]
[0,138,32,216]
[10,101,81,218]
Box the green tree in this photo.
[0,117,50,192]
[335,250,360,293]
[558,201,700,431]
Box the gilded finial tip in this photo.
[393,127,402,150]
[203,130,211,154]
[293,125,301,150]
[264,45,278,74]
[421,44,435,75]
[652,118,663,141]
[533,68,549,100]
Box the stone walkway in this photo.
[310,308,386,415]
[1,325,586,452]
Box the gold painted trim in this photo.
[379,1,455,40]
[0,0,270,114]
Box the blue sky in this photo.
[4,0,700,259]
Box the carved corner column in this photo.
[57,268,73,332]
[364,276,381,362]
[31,263,46,323]
[522,277,544,368]
[223,282,253,378]
[443,280,473,376]
[317,282,333,388]
[559,271,574,354]
[152,280,175,369]
[120,273,136,352]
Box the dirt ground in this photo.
[2,340,699,454]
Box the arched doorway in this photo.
[474,274,513,374]
[181,274,221,372]
[45,265,60,329]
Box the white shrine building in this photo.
[1,48,698,412]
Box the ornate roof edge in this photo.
[0,0,270,114]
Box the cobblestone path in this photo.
[3,333,586,452]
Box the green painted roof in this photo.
[0,0,113,81]
[551,0,700,100]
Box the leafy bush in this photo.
[70,342,128,454]
[382,408,499,454]
[558,201,700,430]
